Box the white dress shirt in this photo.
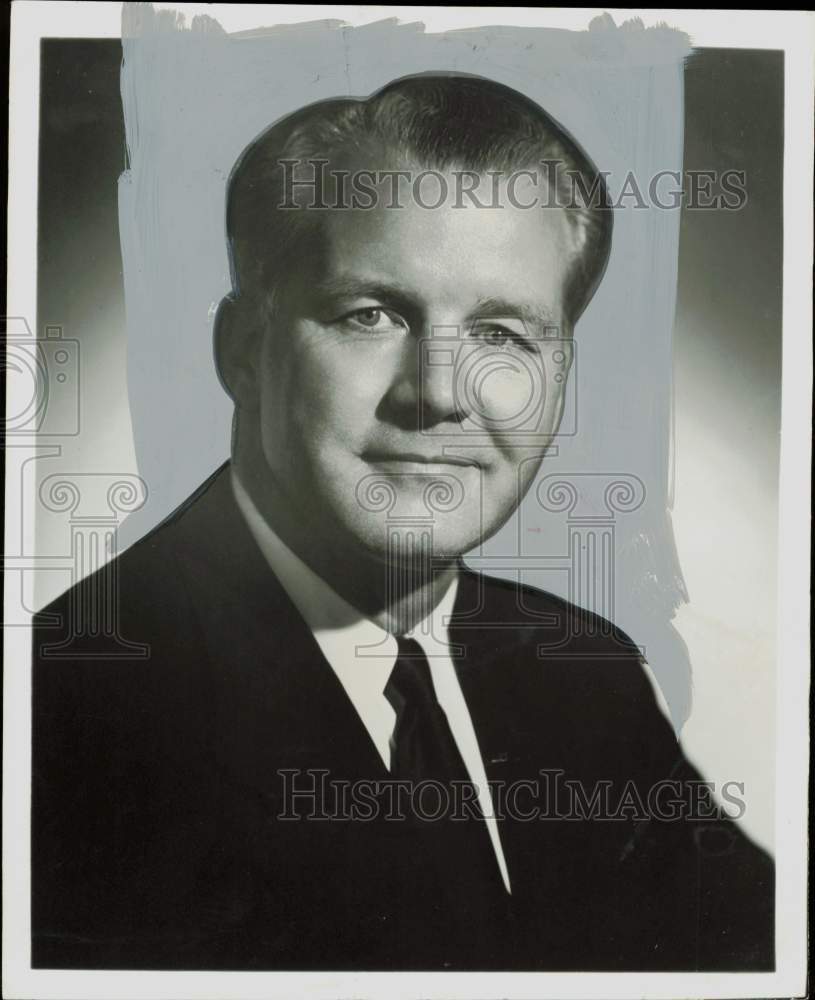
[232,471,512,894]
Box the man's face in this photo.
[246,168,576,564]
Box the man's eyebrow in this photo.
[310,277,418,305]
[469,297,558,330]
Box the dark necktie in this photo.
[385,636,474,786]
[383,635,511,961]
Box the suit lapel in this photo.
[169,464,390,787]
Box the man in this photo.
[32,73,774,971]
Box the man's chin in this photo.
[345,521,483,568]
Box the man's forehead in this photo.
[299,191,572,305]
[282,155,565,213]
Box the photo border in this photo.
[4,5,811,998]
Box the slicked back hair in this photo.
[226,73,612,328]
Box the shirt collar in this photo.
[230,469,459,656]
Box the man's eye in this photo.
[351,307,384,327]
[475,324,532,351]
[340,307,404,331]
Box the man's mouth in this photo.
[361,451,481,471]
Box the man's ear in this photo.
[213,295,262,409]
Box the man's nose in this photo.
[383,327,471,430]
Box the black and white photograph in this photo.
[3,5,811,998]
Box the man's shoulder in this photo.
[30,459,314,732]
[453,566,668,733]
[31,463,246,721]
[456,565,641,658]
[34,462,241,635]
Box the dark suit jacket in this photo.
[31,463,774,971]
